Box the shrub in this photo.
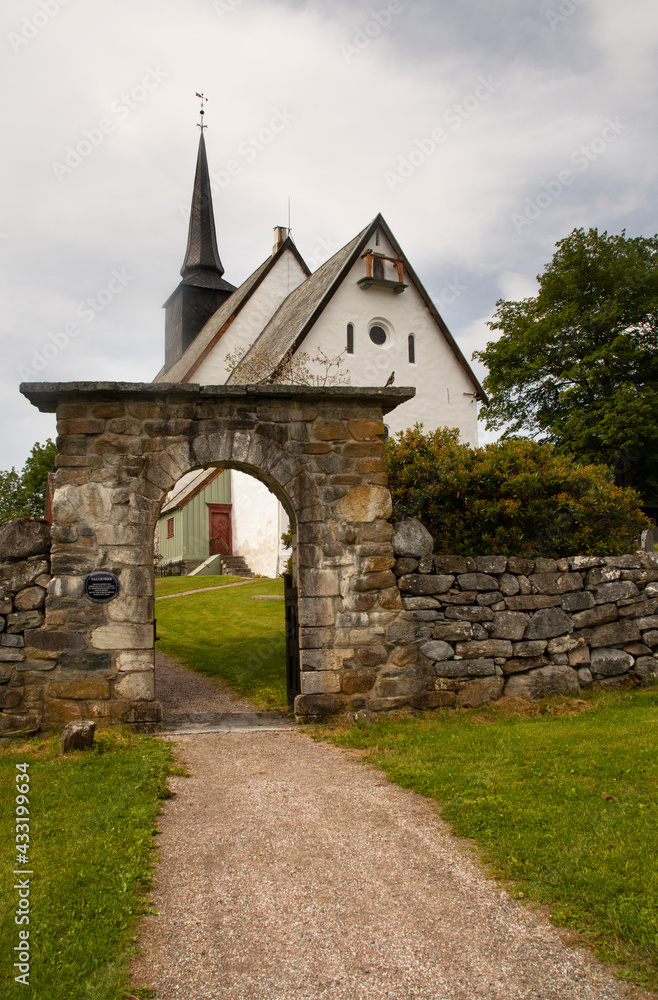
[384,426,649,556]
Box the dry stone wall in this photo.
[390,519,658,710]
[0,519,52,735]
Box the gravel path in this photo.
[155,651,254,715]
[131,728,646,1000]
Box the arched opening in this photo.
[152,460,299,724]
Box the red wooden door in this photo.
[208,504,232,556]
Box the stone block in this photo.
[0,688,23,709]
[643,630,658,647]
[353,571,397,592]
[504,596,562,611]
[335,487,392,523]
[0,519,50,562]
[593,581,639,604]
[341,669,377,695]
[512,640,547,657]
[113,671,155,701]
[58,652,112,672]
[0,713,40,735]
[403,610,442,622]
[434,555,475,574]
[23,628,84,650]
[590,647,633,677]
[593,675,639,692]
[456,639,513,659]
[624,643,652,657]
[388,645,418,667]
[299,627,335,649]
[7,610,45,632]
[373,675,424,699]
[487,611,528,640]
[303,569,340,598]
[577,667,593,685]
[634,656,658,682]
[356,645,389,667]
[568,556,604,570]
[561,591,595,613]
[298,598,336,628]
[49,679,111,700]
[348,419,386,440]
[391,518,433,558]
[585,567,621,586]
[457,573,498,592]
[604,555,642,569]
[397,574,454,595]
[410,691,456,709]
[14,587,46,611]
[524,608,573,640]
[635,615,658,631]
[434,658,496,678]
[546,634,584,655]
[587,621,641,648]
[1,634,24,647]
[445,606,493,622]
[504,664,580,700]
[456,676,504,708]
[419,640,454,662]
[395,558,419,576]
[301,671,343,695]
[502,655,550,675]
[475,556,507,574]
[534,558,558,573]
[477,591,504,607]
[571,604,618,630]
[417,555,434,574]
[47,576,85,598]
[507,557,535,575]
[403,596,440,610]
[90,624,153,650]
[529,572,583,596]
[440,591,478,604]
[384,621,417,644]
[498,573,520,596]
[377,587,402,610]
[61,720,96,751]
[432,621,473,642]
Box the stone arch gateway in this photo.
[20,382,415,726]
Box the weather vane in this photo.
[196,92,208,131]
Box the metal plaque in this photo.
[84,571,120,603]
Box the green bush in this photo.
[384,426,649,556]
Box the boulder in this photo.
[590,647,633,677]
[456,675,504,708]
[524,608,573,640]
[61,720,97,752]
[392,519,434,558]
[0,519,50,563]
[577,667,593,686]
[420,640,454,662]
[634,656,658,682]
[503,664,580,700]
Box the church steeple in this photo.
[180,131,226,283]
[163,123,236,373]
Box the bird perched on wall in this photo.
[385,371,395,386]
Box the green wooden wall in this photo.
[157,470,232,564]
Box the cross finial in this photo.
[195,92,208,131]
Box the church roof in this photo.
[177,131,235,295]
[155,236,310,383]
[227,214,486,401]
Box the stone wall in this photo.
[0,519,52,735]
[389,519,658,711]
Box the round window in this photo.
[369,325,387,346]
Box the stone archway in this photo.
[21,382,414,726]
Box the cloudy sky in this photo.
[1,0,656,469]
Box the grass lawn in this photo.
[0,729,177,1000]
[154,577,287,711]
[154,574,244,597]
[326,688,658,991]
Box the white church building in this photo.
[154,132,486,577]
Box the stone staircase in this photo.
[220,554,254,578]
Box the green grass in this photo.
[0,729,178,1000]
[154,574,244,596]
[326,688,658,991]
[154,577,287,711]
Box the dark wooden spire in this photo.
[180,131,227,285]
[163,131,236,372]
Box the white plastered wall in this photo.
[301,230,479,444]
[193,248,308,383]
[230,471,289,578]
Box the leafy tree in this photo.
[0,439,57,524]
[384,425,649,557]
[474,228,658,500]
